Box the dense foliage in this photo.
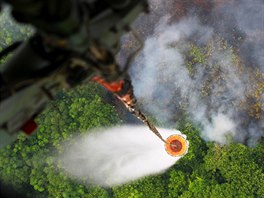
[0,6,263,198]
[0,84,120,197]
[0,8,33,65]
[0,8,33,48]
[0,95,263,197]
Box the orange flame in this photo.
[92,76,135,107]
[165,134,188,157]
[92,76,124,93]
[118,92,135,106]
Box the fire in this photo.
[92,75,175,148]
[92,76,135,107]
[165,134,188,157]
[92,76,124,93]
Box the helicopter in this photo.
[0,0,186,155]
[0,0,150,147]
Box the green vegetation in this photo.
[1,104,263,197]
[0,8,263,198]
[0,8,33,65]
[185,41,264,120]
[0,8,33,48]
[0,84,120,197]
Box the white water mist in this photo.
[60,126,188,187]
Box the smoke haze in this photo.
[60,126,188,187]
[121,0,264,145]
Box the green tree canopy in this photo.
[0,83,120,197]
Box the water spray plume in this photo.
[60,126,189,187]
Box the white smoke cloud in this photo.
[121,0,264,146]
[202,113,236,143]
[60,126,188,187]
[132,17,212,122]
[128,9,264,145]
[212,0,264,71]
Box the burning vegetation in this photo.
[93,74,191,159]
[0,0,263,197]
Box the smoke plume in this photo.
[122,0,264,145]
[60,126,188,187]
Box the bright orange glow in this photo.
[92,76,135,108]
[118,93,134,106]
[165,134,188,157]
[92,76,124,92]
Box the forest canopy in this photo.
[0,3,263,198]
[0,84,263,197]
